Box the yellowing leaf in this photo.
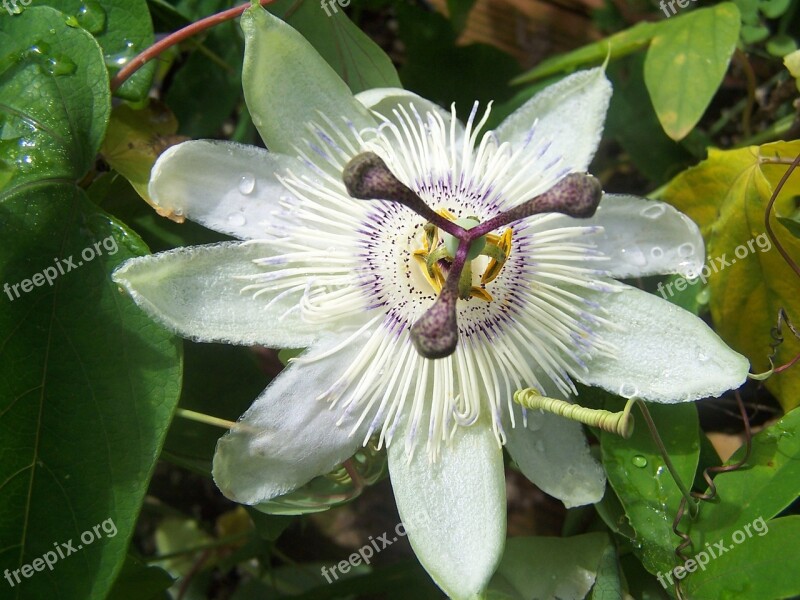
[663,141,800,410]
[101,100,188,221]
[644,3,741,140]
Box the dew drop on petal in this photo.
[632,455,648,468]
[640,204,666,219]
[697,352,709,362]
[650,246,664,259]
[227,213,246,228]
[678,243,694,258]
[619,383,638,398]
[238,172,256,195]
[619,246,647,267]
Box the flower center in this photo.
[412,210,513,303]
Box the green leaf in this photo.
[741,22,770,43]
[0,185,182,600]
[591,544,623,600]
[759,0,792,18]
[601,401,700,577]
[512,20,661,85]
[106,555,174,600]
[777,214,800,238]
[662,141,800,410]
[766,33,798,56]
[684,407,800,545]
[684,516,800,598]
[644,3,741,140]
[486,533,611,600]
[0,6,110,193]
[267,0,401,93]
[37,0,155,101]
[0,7,181,599]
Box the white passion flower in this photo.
[112,6,749,598]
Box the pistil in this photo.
[342,152,604,360]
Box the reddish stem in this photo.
[110,0,274,92]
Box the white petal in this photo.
[504,404,605,508]
[388,420,506,599]
[213,332,378,504]
[495,68,611,184]
[148,140,313,241]
[584,194,705,278]
[112,242,328,348]
[582,284,749,402]
[356,88,464,136]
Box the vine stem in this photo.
[110,0,275,92]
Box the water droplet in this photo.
[678,243,695,258]
[527,417,542,432]
[619,383,638,398]
[534,440,545,454]
[698,352,709,362]
[104,40,136,71]
[641,204,666,219]
[620,246,647,266]
[23,42,76,76]
[238,172,256,195]
[76,0,107,34]
[696,287,710,305]
[45,54,77,76]
[227,213,246,228]
[632,455,648,468]
[650,246,664,259]
[5,0,22,13]
[65,15,80,27]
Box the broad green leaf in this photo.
[0,186,182,600]
[684,407,800,545]
[662,141,800,410]
[644,3,741,141]
[512,20,661,85]
[684,516,800,598]
[0,7,181,599]
[44,0,156,101]
[100,101,187,211]
[0,6,109,193]
[485,533,611,600]
[601,401,700,577]
[268,0,401,93]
